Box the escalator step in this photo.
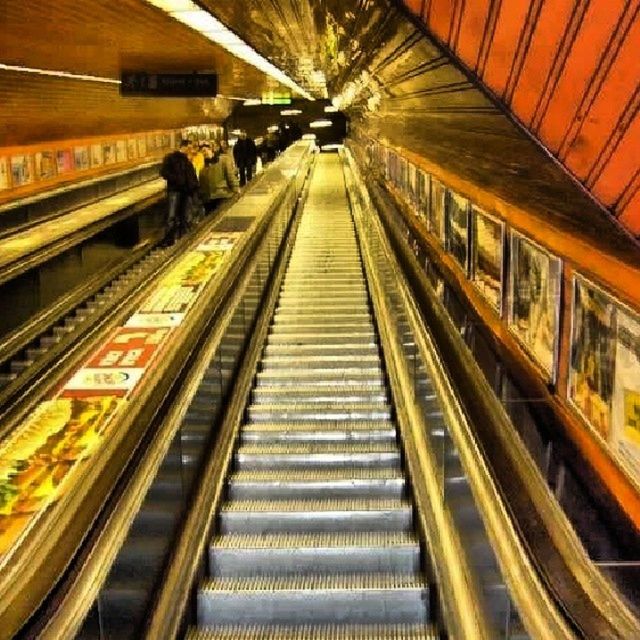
[240,421,396,444]
[263,344,378,357]
[247,403,391,422]
[186,624,437,639]
[255,370,385,386]
[209,531,420,576]
[251,386,388,404]
[235,442,401,470]
[219,498,412,534]
[228,467,405,499]
[267,332,375,344]
[197,573,429,625]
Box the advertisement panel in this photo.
[472,207,504,312]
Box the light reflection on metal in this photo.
[243,99,262,106]
[302,133,317,140]
[281,109,303,116]
[324,105,338,113]
[143,0,313,99]
[310,119,333,129]
[0,63,120,84]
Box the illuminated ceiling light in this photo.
[267,125,279,132]
[0,63,120,84]
[324,105,338,113]
[302,133,317,140]
[281,109,302,116]
[231,129,242,135]
[309,119,333,129]
[243,98,262,106]
[143,0,312,99]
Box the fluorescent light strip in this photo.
[145,0,312,99]
[0,63,120,84]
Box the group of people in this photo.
[160,138,240,245]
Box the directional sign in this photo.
[120,72,218,97]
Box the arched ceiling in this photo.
[0,0,637,246]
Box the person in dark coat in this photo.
[232,131,257,187]
[160,140,199,244]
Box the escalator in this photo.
[187,155,437,637]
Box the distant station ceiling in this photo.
[0,0,637,241]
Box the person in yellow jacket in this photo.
[190,142,206,177]
[199,143,240,214]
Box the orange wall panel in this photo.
[481,0,530,97]
[427,0,456,43]
[510,0,576,125]
[535,0,627,153]
[456,0,492,71]
[619,188,640,234]
[563,17,640,181]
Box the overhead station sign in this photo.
[120,72,218,97]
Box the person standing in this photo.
[233,131,257,187]
[199,142,240,214]
[160,140,199,245]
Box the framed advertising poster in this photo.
[91,144,103,168]
[569,277,617,439]
[508,232,562,379]
[35,151,56,181]
[429,178,446,243]
[56,149,74,174]
[0,157,9,190]
[612,304,640,473]
[146,133,156,152]
[447,191,470,272]
[74,147,90,171]
[407,162,417,206]
[137,136,147,158]
[116,140,127,163]
[127,139,137,161]
[10,155,33,187]
[398,156,408,192]
[416,170,430,223]
[471,207,504,313]
[103,143,117,165]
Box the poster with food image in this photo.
[102,143,117,165]
[0,396,122,554]
[0,157,9,190]
[56,149,74,174]
[447,191,469,272]
[137,136,147,158]
[569,277,617,438]
[34,151,56,181]
[116,140,127,163]
[127,138,137,161]
[74,146,90,171]
[429,178,446,243]
[509,233,562,380]
[472,207,504,312]
[91,144,103,167]
[612,306,640,471]
[10,155,33,187]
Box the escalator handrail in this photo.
[353,146,640,639]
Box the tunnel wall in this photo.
[401,0,640,235]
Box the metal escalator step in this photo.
[247,403,391,422]
[228,467,405,500]
[251,386,388,405]
[272,313,372,324]
[186,623,437,639]
[267,332,375,345]
[219,498,412,534]
[263,344,378,357]
[209,532,420,576]
[241,420,395,444]
[255,370,385,387]
[197,573,428,625]
[235,442,400,470]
